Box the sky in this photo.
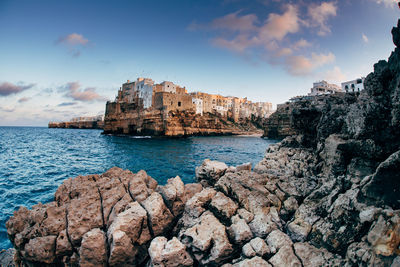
[0,0,399,126]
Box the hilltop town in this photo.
[102,78,274,136]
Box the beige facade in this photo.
[115,77,273,121]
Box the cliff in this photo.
[48,120,104,130]
[103,101,262,137]
[5,18,400,267]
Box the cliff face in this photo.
[262,102,297,139]
[5,18,400,267]
[103,102,262,136]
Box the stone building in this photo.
[309,80,342,96]
[113,77,273,122]
[341,77,365,93]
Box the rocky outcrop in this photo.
[263,102,297,139]
[48,120,104,129]
[103,103,262,137]
[6,17,400,267]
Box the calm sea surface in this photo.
[0,126,277,249]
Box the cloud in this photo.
[192,3,337,76]
[18,97,31,103]
[62,82,107,102]
[57,102,77,107]
[56,33,89,46]
[0,82,35,96]
[323,66,346,83]
[307,2,337,36]
[0,106,15,112]
[56,33,89,58]
[362,33,369,43]
[374,0,397,7]
[292,39,312,50]
[211,11,258,32]
[285,52,335,75]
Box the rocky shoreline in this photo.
[4,18,400,267]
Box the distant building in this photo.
[115,77,274,122]
[341,77,365,93]
[309,80,342,96]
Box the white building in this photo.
[309,80,342,96]
[192,98,203,115]
[341,77,365,93]
[135,78,154,109]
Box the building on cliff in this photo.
[308,80,342,96]
[341,77,365,93]
[113,78,273,122]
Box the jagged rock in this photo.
[0,249,15,267]
[142,192,174,236]
[293,242,344,266]
[181,211,233,265]
[283,196,298,213]
[159,176,186,216]
[242,243,256,258]
[266,229,293,254]
[249,207,281,238]
[209,192,238,222]
[232,256,272,267]
[269,245,302,267]
[345,241,395,266]
[55,229,72,257]
[249,237,269,257]
[79,228,107,267]
[195,159,228,186]
[367,212,400,256]
[237,208,254,223]
[148,236,193,267]
[22,235,57,264]
[228,216,253,244]
[287,218,312,242]
[235,162,252,172]
[183,183,203,201]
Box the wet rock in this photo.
[148,236,193,267]
[0,249,15,267]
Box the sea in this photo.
[0,126,277,249]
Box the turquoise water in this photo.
[0,126,276,249]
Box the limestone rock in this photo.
[249,237,269,257]
[269,245,302,267]
[232,256,272,267]
[148,236,193,267]
[228,217,253,244]
[79,228,107,267]
[23,235,57,264]
[195,159,228,186]
[266,229,293,254]
[209,192,238,222]
[181,211,233,265]
[142,192,174,236]
[293,242,344,266]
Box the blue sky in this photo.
[0,0,398,126]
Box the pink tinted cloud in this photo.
[285,52,335,75]
[56,33,89,46]
[64,82,106,102]
[307,2,337,36]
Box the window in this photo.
[171,101,173,105]
[357,79,362,84]
[178,101,181,107]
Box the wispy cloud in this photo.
[323,66,346,83]
[190,2,338,76]
[374,0,397,8]
[18,97,31,103]
[57,102,77,107]
[0,106,16,112]
[56,33,89,46]
[61,82,107,102]
[0,82,35,96]
[362,33,369,43]
[285,52,335,76]
[307,2,337,36]
[55,33,89,58]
